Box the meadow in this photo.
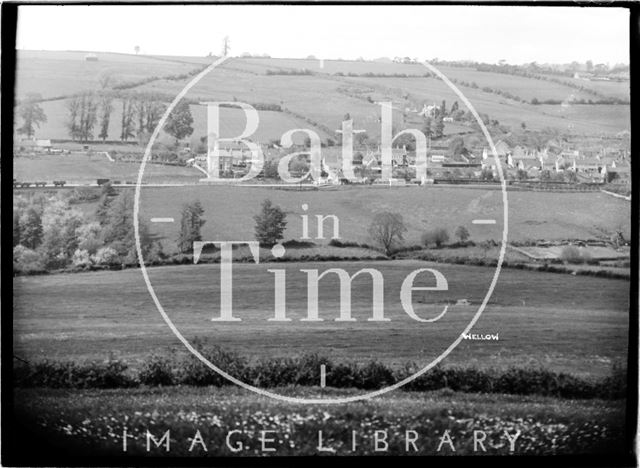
[13,260,629,377]
[15,50,196,99]
[12,386,628,457]
[12,182,629,248]
[135,185,631,249]
[13,154,203,184]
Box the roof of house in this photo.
[607,166,630,173]
[575,158,603,167]
[494,140,510,156]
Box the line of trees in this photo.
[66,92,172,143]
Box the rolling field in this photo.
[436,65,628,102]
[134,185,631,249]
[13,154,203,184]
[14,51,629,143]
[13,260,629,377]
[15,50,197,99]
[29,98,327,146]
[344,75,630,134]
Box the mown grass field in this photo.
[134,185,631,248]
[13,260,629,377]
[13,154,203,184]
[13,182,629,247]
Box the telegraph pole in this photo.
[222,36,231,57]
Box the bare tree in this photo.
[98,94,113,142]
[120,96,136,141]
[66,97,81,140]
[98,71,115,90]
[368,212,407,256]
[66,93,98,142]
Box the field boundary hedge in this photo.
[13,348,626,400]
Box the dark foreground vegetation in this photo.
[12,385,628,457]
[14,343,626,400]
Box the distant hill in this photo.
[14,50,630,145]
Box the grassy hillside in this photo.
[14,51,630,142]
[15,50,197,99]
[28,99,328,146]
[13,260,628,377]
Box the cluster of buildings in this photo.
[477,140,630,183]
[191,138,630,185]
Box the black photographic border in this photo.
[1,2,637,466]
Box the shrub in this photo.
[328,239,376,250]
[14,360,135,388]
[293,353,332,386]
[356,360,395,389]
[13,245,45,274]
[14,350,627,400]
[560,245,591,264]
[282,239,316,249]
[139,354,175,386]
[250,357,299,387]
[421,228,450,248]
[72,249,92,267]
[69,187,101,204]
[177,340,248,386]
[454,226,470,242]
[91,247,119,265]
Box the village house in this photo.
[18,139,53,153]
[418,103,439,118]
[194,141,256,173]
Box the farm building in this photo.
[194,142,257,173]
[418,103,439,118]
[84,53,98,61]
[603,164,630,184]
[18,139,52,153]
[573,158,604,174]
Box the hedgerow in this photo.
[14,346,626,400]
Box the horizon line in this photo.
[14,48,629,67]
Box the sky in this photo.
[16,5,629,65]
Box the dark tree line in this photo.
[66,91,168,143]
